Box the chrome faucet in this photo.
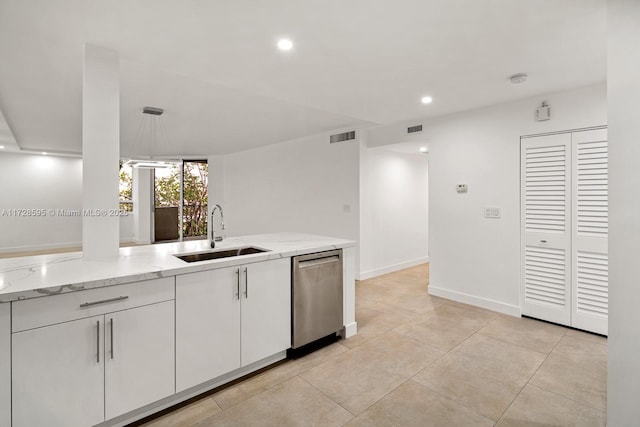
[210,204,225,248]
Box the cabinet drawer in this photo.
[12,277,175,332]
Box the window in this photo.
[182,160,208,239]
[153,160,208,242]
[119,161,133,212]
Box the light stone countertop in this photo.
[0,233,355,303]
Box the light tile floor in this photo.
[137,264,607,427]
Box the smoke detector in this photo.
[509,73,528,84]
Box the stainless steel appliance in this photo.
[292,249,343,349]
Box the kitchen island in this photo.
[0,232,357,427]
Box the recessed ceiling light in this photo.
[0,145,5,149]
[421,96,433,104]
[419,147,428,153]
[277,38,293,51]
[509,73,528,84]
[41,152,47,156]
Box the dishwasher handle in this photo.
[298,255,341,268]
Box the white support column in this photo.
[82,44,120,260]
[133,167,152,244]
[608,1,640,425]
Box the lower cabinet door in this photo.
[0,303,10,427]
[105,300,175,419]
[176,267,241,392]
[241,258,291,366]
[12,315,105,427]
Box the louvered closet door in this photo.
[521,133,572,326]
[571,129,608,335]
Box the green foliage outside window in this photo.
[119,162,133,212]
[154,162,208,238]
[118,161,208,238]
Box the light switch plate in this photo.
[484,207,501,218]
[456,184,468,193]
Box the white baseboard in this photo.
[342,321,358,338]
[357,256,429,281]
[428,285,521,317]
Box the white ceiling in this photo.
[0,0,606,156]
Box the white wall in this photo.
[359,144,429,279]
[0,153,83,251]
[221,131,429,279]
[370,84,606,314]
[0,152,134,252]
[607,0,640,424]
[222,131,359,245]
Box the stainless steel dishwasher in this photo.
[292,249,343,349]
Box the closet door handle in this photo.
[96,320,100,364]
[244,267,248,298]
[110,318,114,359]
[235,268,241,300]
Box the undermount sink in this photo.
[174,246,269,263]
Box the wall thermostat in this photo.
[456,184,468,193]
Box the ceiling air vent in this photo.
[407,124,423,134]
[142,106,164,115]
[329,130,356,144]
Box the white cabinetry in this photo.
[11,277,175,427]
[1,303,12,427]
[176,258,291,392]
[12,315,105,427]
[240,259,291,366]
[105,301,175,419]
[176,266,241,392]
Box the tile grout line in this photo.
[407,379,496,425]
[210,360,305,412]
[493,328,569,424]
[526,383,608,415]
[296,374,358,421]
[405,313,565,425]
[404,321,503,423]
[474,329,560,358]
[520,332,608,414]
